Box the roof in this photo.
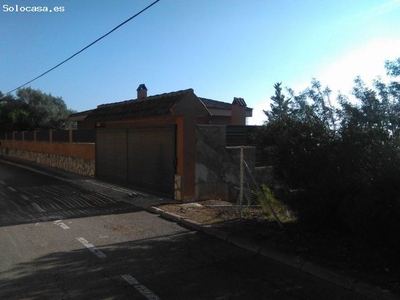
[199,97,252,112]
[199,97,232,110]
[71,89,253,123]
[68,109,95,121]
[84,89,193,122]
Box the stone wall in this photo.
[1,145,95,177]
[195,125,255,201]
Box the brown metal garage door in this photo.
[96,126,176,198]
[127,126,176,197]
[96,129,128,183]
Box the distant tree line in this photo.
[0,87,76,133]
[258,57,400,243]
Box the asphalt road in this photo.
[0,161,369,300]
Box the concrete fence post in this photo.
[239,145,244,218]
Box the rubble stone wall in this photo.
[0,141,95,177]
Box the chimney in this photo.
[137,84,147,100]
[231,97,247,125]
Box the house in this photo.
[71,84,252,129]
[67,109,95,129]
[69,84,253,200]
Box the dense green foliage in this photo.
[259,58,400,242]
[0,87,76,132]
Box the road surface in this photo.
[0,161,368,299]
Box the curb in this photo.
[160,211,183,223]
[227,235,261,254]
[179,218,203,231]
[150,205,399,300]
[202,226,231,241]
[301,261,354,290]
[260,246,303,269]
[146,206,204,231]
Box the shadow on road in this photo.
[0,160,144,228]
[0,230,370,300]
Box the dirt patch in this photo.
[159,200,269,225]
[157,199,400,297]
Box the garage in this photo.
[96,126,176,198]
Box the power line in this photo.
[5,0,160,95]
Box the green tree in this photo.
[385,57,400,77]
[0,92,27,132]
[259,80,337,191]
[0,87,76,132]
[259,57,400,241]
[263,82,292,122]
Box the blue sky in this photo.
[1,0,400,124]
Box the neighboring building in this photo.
[68,84,253,200]
[70,85,252,129]
[67,109,95,129]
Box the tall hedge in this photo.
[259,58,400,243]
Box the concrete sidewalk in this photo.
[0,155,397,300]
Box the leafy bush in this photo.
[259,58,400,243]
[254,183,294,223]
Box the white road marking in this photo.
[0,190,9,198]
[21,195,29,201]
[59,223,70,229]
[0,180,6,185]
[31,203,46,212]
[53,220,70,230]
[121,274,161,300]
[76,237,107,259]
[7,186,16,192]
